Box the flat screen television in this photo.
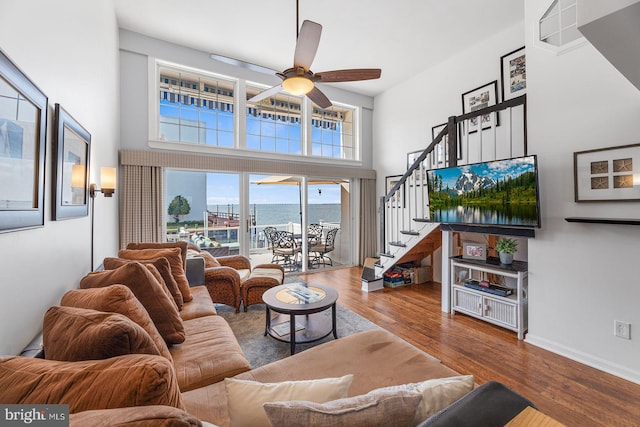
[426,155,541,228]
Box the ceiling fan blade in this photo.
[210,53,278,76]
[316,69,382,83]
[247,84,283,104]
[293,20,322,70]
[306,87,332,109]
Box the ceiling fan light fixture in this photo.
[282,76,314,96]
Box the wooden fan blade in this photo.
[293,20,322,70]
[247,84,283,104]
[210,53,278,75]
[307,87,332,108]
[316,69,382,83]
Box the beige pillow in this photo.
[225,375,353,427]
[371,375,474,424]
[263,389,423,427]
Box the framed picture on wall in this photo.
[573,143,640,202]
[500,46,526,101]
[0,48,48,233]
[385,175,405,208]
[461,81,499,134]
[52,104,91,220]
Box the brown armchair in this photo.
[186,244,283,313]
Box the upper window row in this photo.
[156,65,357,161]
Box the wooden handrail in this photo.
[382,95,526,203]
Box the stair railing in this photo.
[379,95,527,260]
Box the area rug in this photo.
[216,303,381,368]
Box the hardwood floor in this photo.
[295,267,640,427]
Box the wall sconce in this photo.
[89,166,117,271]
[90,167,117,198]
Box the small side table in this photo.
[505,407,566,427]
[262,283,338,355]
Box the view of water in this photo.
[207,203,341,227]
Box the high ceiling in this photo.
[115,0,524,97]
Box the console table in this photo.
[450,256,528,339]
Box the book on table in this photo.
[271,320,305,337]
[286,284,323,303]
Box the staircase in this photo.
[368,95,528,289]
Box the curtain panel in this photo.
[120,165,164,248]
[358,178,378,265]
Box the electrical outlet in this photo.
[614,320,631,340]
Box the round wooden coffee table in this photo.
[262,283,338,355]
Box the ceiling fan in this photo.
[211,1,381,109]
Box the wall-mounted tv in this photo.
[426,155,541,228]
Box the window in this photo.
[246,87,302,154]
[153,61,360,162]
[158,67,235,147]
[311,104,355,160]
[539,0,581,48]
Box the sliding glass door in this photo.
[166,169,353,272]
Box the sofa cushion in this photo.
[263,389,423,427]
[126,241,189,268]
[119,248,192,302]
[0,354,184,413]
[43,306,160,361]
[181,330,459,426]
[60,285,172,362]
[248,267,284,283]
[224,375,353,427]
[69,406,203,427]
[371,375,474,424]
[104,256,184,310]
[187,248,221,268]
[170,316,250,392]
[80,262,185,345]
[236,269,251,281]
[180,285,217,321]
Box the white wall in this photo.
[373,22,526,196]
[525,0,640,383]
[0,0,120,355]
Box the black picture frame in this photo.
[52,104,91,220]
[573,143,640,202]
[385,175,405,208]
[500,46,526,101]
[432,122,463,162]
[0,48,48,233]
[461,81,499,134]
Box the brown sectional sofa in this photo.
[0,241,536,426]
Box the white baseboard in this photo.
[525,334,640,385]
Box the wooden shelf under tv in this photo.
[565,217,640,225]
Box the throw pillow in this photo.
[187,248,221,268]
[104,256,184,310]
[225,375,353,427]
[263,389,423,427]
[126,241,189,267]
[371,375,474,424]
[118,248,192,302]
[80,262,185,345]
[0,354,184,413]
[60,285,172,362]
[69,405,201,426]
[43,306,160,361]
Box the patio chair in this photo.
[272,230,300,271]
[307,223,323,246]
[310,227,339,267]
[263,226,283,264]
